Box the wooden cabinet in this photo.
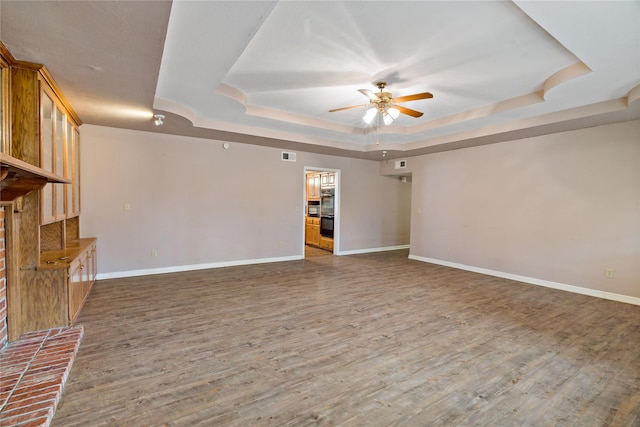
[305,217,320,246]
[39,81,80,223]
[18,238,97,334]
[66,240,97,323]
[306,217,334,251]
[306,173,321,200]
[10,60,81,224]
[2,43,95,341]
[319,236,334,251]
[321,172,335,187]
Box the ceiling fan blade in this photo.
[395,105,424,118]
[358,89,380,101]
[329,104,365,113]
[392,92,433,103]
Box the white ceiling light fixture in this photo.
[363,107,377,124]
[387,107,400,120]
[153,114,165,126]
[383,111,394,125]
[366,104,401,126]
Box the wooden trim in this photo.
[1,201,21,342]
[0,40,81,127]
[1,54,10,155]
[0,153,70,183]
[0,153,70,202]
[38,67,81,127]
[0,41,17,65]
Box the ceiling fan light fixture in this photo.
[387,107,400,120]
[363,107,377,124]
[383,111,394,125]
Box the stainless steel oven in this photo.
[321,187,334,216]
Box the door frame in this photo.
[303,166,340,257]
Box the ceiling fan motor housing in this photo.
[375,92,393,105]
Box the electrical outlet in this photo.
[604,268,614,278]
[151,250,158,257]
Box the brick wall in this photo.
[1,206,7,349]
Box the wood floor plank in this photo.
[51,250,640,426]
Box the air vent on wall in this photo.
[395,159,407,169]
[281,151,296,162]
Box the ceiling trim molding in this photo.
[627,84,640,106]
[542,61,591,97]
[215,82,357,135]
[211,61,594,143]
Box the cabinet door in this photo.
[305,223,314,245]
[0,58,7,153]
[54,106,66,221]
[91,245,97,282]
[40,90,55,223]
[72,128,81,216]
[311,224,320,246]
[307,174,321,200]
[69,261,84,323]
[65,121,74,215]
[321,172,335,187]
[305,221,320,246]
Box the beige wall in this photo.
[80,125,411,276]
[80,120,639,301]
[409,120,640,300]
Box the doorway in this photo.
[303,167,340,258]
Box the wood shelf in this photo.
[39,238,96,269]
[0,153,70,201]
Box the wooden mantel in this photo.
[0,152,70,201]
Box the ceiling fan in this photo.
[329,81,433,125]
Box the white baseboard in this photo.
[96,255,303,280]
[337,245,410,256]
[408,255,640,306]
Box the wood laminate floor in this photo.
[52,250,640,426]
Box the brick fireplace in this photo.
[0,206,84,426]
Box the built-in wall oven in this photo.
[320,187,335,238]
[320,216,334,238]
[320,188,334,216]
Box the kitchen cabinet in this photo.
[319,236,334,251]
[321,172,335,187]
[305,216,320,246]
[306,173,321,200]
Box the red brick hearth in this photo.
[0,326,83,426]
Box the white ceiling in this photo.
[1,1,639,160]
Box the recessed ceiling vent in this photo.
[281,151,296,162]
[395,159,407,169]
